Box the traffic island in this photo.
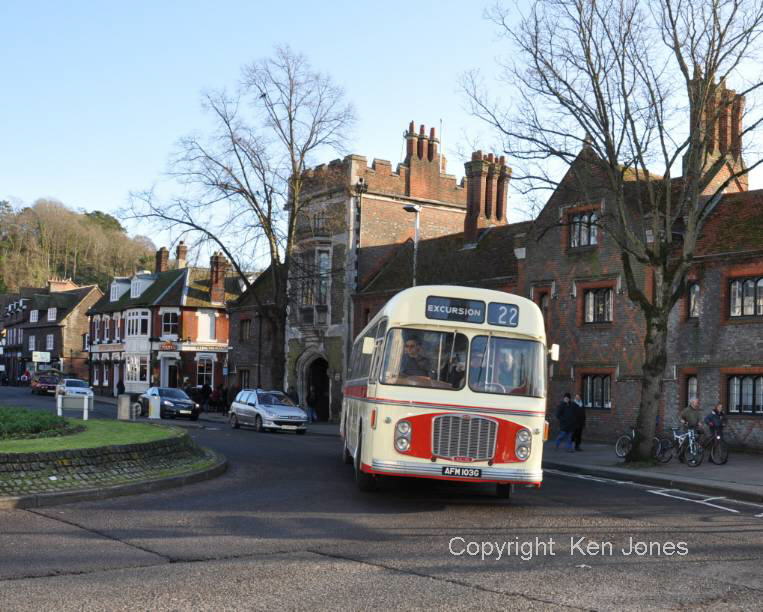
[0,418,226,508]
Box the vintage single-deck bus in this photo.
[341,285,558,498]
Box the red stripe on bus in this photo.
[343,385,368,399]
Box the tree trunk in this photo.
[630,313,669,461]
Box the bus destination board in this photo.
[487,302,519,327]
[425,296,485,323]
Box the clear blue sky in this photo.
[2,1,760,242]
[0,0,506,236]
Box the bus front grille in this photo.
[432,415,497,461]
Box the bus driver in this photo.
[400,336,432,378]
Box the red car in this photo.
[31,374,60,395]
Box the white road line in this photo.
[648,489,740,513]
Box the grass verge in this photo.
[0,419,181,453]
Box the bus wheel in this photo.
[354,432,376,492]
[496,484,513,500]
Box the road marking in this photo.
[546,469,759,516]
[647,489,739,513]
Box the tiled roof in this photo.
[234,265,279,308]
[88,269,185,314]
[361,223,530,294]
[24,287,98,327]
[697,189,763,256]
[184,268,243,307]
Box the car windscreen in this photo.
[66,380,89,388]
[159,388,190,400]
[380,328,469,390]
[257,391,295,406]
[468,336,546,398]
[40,376,58,384]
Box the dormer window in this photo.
[47,308,57,321]
[131,278,141,298]
[29,310,38,323]
[111,284,120,301]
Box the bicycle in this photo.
[614,426,661,459]
[654,427,703,467]
[701,426,729,465]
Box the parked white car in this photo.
[229,389,307,434]
[56,378,94,398]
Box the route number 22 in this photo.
[487,303,519,327]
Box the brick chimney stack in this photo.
[47,278,79,293]
[210,252,228,304]
[176,241,188,269]
[687,76,747,193]
[155,247,169,274]
[464,151,511,243]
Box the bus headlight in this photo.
[394,420,412,453]
[515,428,532,461]
[396,420,411,436]
[395,437,411,452]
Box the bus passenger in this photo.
[400,336,432,378]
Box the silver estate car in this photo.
[229,389,307,434]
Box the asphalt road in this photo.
[1,386,762,610]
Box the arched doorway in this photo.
[306,357,330,422]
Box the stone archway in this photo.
[295,349,331,422]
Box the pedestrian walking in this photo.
[306,384,318,423]
[555,392,576,452]
[572,393,586,451]
[116,379,125,396]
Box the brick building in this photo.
[87,243,241,396]
[227,265,280,392]
[353,83,763,448]
[0,280,101,382]
[284,122,503,420]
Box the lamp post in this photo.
[403,204,421,286]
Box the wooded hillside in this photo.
[0,199,155,293]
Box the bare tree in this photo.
[127,46,355,387]
[464,0,763,459]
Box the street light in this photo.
[403,204,421,286]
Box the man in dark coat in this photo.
[572,393,586,451]
[555,393,576,451]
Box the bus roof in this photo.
[359,285,546,342]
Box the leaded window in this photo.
[570,212,599,248]
[582,374,611,409]
[688,283,700,318]
[584,288,613,323]
[728,375,763,414]
[730,277,763,317]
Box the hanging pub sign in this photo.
[425,296,485,324]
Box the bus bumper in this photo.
[365,459,542,486]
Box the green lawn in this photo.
[0,419,182,454]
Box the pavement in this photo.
[543,440,763,502]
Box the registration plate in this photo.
[179,410,191,414]
[282,425,297,430]
[442,466,482,478]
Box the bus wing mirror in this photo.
[362,337,375,355]
[549,344,560,362]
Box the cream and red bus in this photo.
[341,285,558,498]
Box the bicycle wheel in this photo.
[615,434,632,458]
[685,445,704,467]
[654,438,674,463]
[710,440,729,465]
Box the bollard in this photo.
[56,393,62,417]
[82,394,89,420]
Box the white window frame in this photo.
[130,278,141,299]
[113,314,121,341]
[197,356,214,387]
[47,307,57,321]
[102,362,109,387]
[92,316,100,342]
[161,310,180,337]
[28,335,35,351]
[125,354,150,383]
[93,364,99,385]
[196,310,216,341]
[29,310,38,323]
[126,310,150,337]
[103,316,110,341]
[46,334,54,351]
